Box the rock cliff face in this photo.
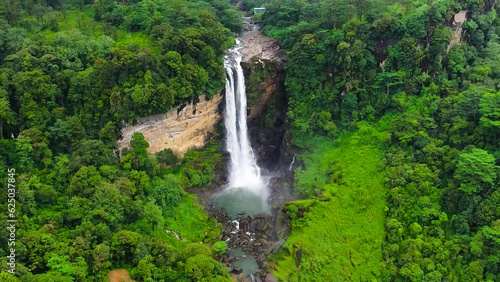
[240,26,285,64]
[239,27,288,172]
[447,10,468,53]
[118,94,223,156]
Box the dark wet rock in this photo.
[264,273,278,282]
[295,249,303,267]
[231,266,243,274]
[257,253,267,264]
[235,273,253,282]
[264,239,286,255]
[276,210,291,240]
[223,255,234,265]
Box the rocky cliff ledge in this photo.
[118,94,223,156]
[240,28,285,65]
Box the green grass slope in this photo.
[275,122,390,281]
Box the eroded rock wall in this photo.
[118,94,223,156]
[447,10,468,53]
[239,29,288,172]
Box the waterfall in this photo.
[214,41,269,280]
[223,40,267,196]
[289,154,296,171]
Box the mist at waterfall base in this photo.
[214,42,270,219]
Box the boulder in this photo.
[264,273,278,282]
[236,273,253,282]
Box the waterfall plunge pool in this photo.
[214,186,271,219]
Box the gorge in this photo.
[211,29,292,281]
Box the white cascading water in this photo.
[215,40,269,219]
[220,40,269,207]
[217,41,267,281]
[224,42,264,190]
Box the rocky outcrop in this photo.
[240,19,285,120]
[118,94,223,156]
[447,10,468,53]
[240,17,285,65]
[240,30,285,65]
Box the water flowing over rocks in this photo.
[208,174,296,279]
[208,203,289,279]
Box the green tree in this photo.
[91,182,126,229]
[0,272,21,281]
[479,92,500,128]
[454,148,496,195]
[0,88,15,138]
[142,200,164,232]
[15,134,35,172]
[211,241,227,256]
[156,148,178,166]
[69,166,103,198]
[64,197,92,225]
[130,132,150,171]
[149,175,184,212]
[49,116,86,153]
[184,254,215,280]
[47,255,76,279]
[136,254,155,281]
[111,230,141,264]
[70,139,114,171]
[92,244,111,275]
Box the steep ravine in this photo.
[207,20,298,282]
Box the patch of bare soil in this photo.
[107,269,134,282]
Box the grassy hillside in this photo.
[260,0,500,280]
[275,121,390,281]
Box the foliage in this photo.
[156,148,178,166]
[178,138,223,189]
[274,123,388,281]
[0,0,236,280]
[212,241,228,256]
[262,0,500,280]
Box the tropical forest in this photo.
[0,0,498,281]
